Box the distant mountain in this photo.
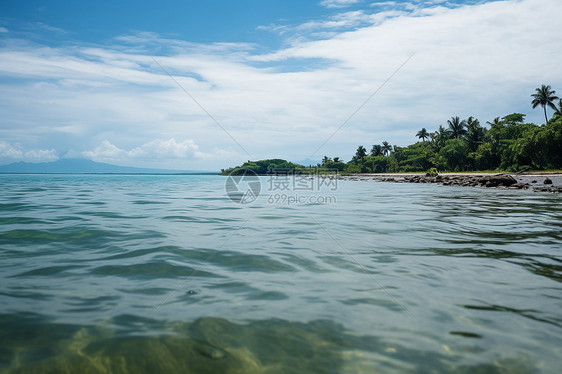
[0,159,218,174]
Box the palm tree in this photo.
[333,157,340,163]
[553,99,562,117]
[370,144,383,156]
[466,116,480,128]
[381,141,392,156]
[322,156,331,165]
[431,125,451,150]
[447,116,467,139]
[531,85,559,124]
[486,117,502,127]
[465,117,484,152]
[416,128,429,141]
[433,125,450,139]
[355,146,367,162]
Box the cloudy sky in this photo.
[1,0,561,170]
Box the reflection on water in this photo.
[0,175,561,373]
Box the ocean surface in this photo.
[0,174,561,373]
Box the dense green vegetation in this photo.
[222,86,562,175]
[221,159,305,175]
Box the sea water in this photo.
[0,174,560,373]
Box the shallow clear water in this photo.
[0,174,561,373]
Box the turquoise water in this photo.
[0,174,561,373]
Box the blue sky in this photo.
[1,0,561,170]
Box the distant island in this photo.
[0,159,218,174]
[222,85,562,175]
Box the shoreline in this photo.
[337,173,562,193]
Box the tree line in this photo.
[322,85,562,173]
[222,85,562,175]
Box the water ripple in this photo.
[0,175,560,373]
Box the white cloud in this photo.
[0,142,23,159]
[256,24,288,34]
[0,27,8,33]
[0,141,58,163]
[258,9,381,35]
[296,10,374,30]
[80,139,236,168]
[22,149,59,162]
[0,0,561,169]
[128,138,202,159]
[320,0,361,8]
[81,140,127,160]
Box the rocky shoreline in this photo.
[339,173,562,193]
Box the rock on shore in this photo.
[339,174,562,193]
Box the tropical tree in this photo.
[553,99,562,117]
[324,159,346,171]
[431,125,451,150]
[370,144,383,156]
[465,116,485,152]
[392,142,433,171]
[501,113,526,126]
[447,116,467,138]
[416,128,429,141]
[382,141,393,156]
[486,117,503,128]
[322,156,331,165]
[439,138,468,171]
[354,146,367,162]
[531,85,559,124]
[466,116,480,129]
[364,155,388,173]
[510,117,562,169]
[466,116,480,128]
